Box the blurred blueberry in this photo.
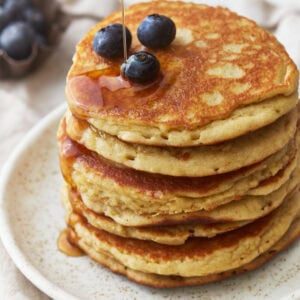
[0,21,34,60]
[3,0,32,20]
[23,7,47,34]
[35,33,47,47]
[0,6,9,31]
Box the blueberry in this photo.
[0,22,34,60]
[35,34,47,47]
[23,8,47,34]
[93,23,132,59]
[3,0,32,20]
[0,6,9,30]
[137,14,176,49]
[121,51,160,84]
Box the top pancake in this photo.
[66,1,298,146]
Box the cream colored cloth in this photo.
[0,0,299,299]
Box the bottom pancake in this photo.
[68,215,300,288]
[67,193,300,278]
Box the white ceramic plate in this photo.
[0,104,300,300]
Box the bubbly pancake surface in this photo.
[87,92,298,147]
[67,1,298,146]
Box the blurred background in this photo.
[0,0,299,299]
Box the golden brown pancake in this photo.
[65,108,297,177]
[58,0,300,288]
[79,178,299,227]
[59,117,297,212]
[67,151,299,222]
[67,192,300,278]
[68,215,300,288]
[62,185,250,245]
[87,93,299,147]
[66,1,298,147]
[58,117,299,221]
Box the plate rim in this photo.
[0,103,79,300]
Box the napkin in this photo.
[0,1,299,299]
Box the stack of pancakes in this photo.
[58,1,300,287]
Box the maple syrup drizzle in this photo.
[67,71,170,113]
[66,1,171,113]
[99,74,131,91]
[58,228,85,257]
[121,0,127,61]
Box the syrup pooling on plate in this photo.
[57,228,85,257]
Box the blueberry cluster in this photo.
[93,14,176,84]
[0,0,47,60]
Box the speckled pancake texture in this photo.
[58,0,300,288]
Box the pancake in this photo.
[67,150,299,219]
[59,0,300,288]
[65,108,298,177]
[248,155,297,196]
[59,118,299,220]
[246,153,297,196]
[87,92,298,147]
[67,192,300,278]
[79,165,299,226]
[64,113,297,199]
[62,185,250,245]
[67,1,298,147]
[67,215,300,288]
[61,117,298,215]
